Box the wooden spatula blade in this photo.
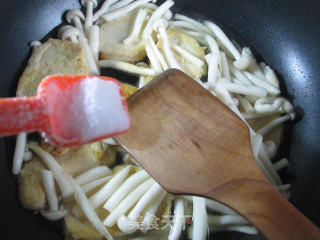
[115,69,320,240]
[115,69,264,195]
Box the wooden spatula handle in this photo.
[0,96,48,136]
[205,179,320,239]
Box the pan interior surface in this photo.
[0,0,319,239]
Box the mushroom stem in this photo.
[192,196,208,240]
[254,97,283,113]
[173,44,204,69]
[29,41,41,47]
[229,65,252,86]
[84,1,95,31]
[58,25,80,43]
[79,166,131,212]
[244,71,280,96]
[205,35,221,64]
[205,53,220,84]
[75,166,111,185]
[145,44,163,73]
[78,33,100,75]
[207,214,248,226]
[41,169,59,211]
[68,176,114,240]
[81,176,112,193]
[142,0,174,39]
[123,8,148,46]
[168,198,185,240]
[117,182,163,234]
[175,14,211,34]
[257,113,295,136]
[103,170,150,211]
[220,51,230,79]
[12,132,27,175]
[210,225,258,235]
[258,147,283,185]
[102,0,151,22]
[216,82,267,98]
[238,95,255,113]
[154,19,181,70]
[264,140,277,159]
[93,0,118,22]
[40,209,68,221]
[74,17,85,33]
[141,190,167,233]
[109,0,135,11]
[274,158,289,171]
[103,178,154,227]
[88,25,99,61]
[99,60,157,76]
[23,151,33,162]
[29,144,74,197]
[66,10,86,36]
[147,36,169,71]
[205,21,241,60]
[263,64,280,88]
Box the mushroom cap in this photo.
[58,25,81,40]
[81,0,98,8]
[66,9,85,23]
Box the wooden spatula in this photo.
[115,69,320,239]
[0,75,130,147]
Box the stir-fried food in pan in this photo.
[13,0,294,239]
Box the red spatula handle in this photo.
[0,96,48,136]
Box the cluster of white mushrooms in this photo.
[13,0,295,239]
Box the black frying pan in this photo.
[0,0,319,239]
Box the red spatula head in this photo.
[0,75,130,147]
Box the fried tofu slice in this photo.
[157,28,206,79]
[19,142,117,211]
[16,38,88,97]
[18,156,47,210]
[99,11,147,63]
[56,142,117,176]
[18,38,88,210]
[121,83,138,98]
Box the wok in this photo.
[0,0,319,239]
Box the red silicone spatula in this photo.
[0,75,130,147]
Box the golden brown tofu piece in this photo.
[41,138,70,158]
[121,83,138,99]
[18,38,88,210]
[99,11,147,63]
[16,38,88,97]
[65,206,125,240]
[51,142,117,176]
[18,156,47,210]
[157,28,206,79]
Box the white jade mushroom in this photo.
[81,0,98,31]
[59,25,99,75]
[66,9,85,34]
[29,41,41,47]
[58,25,80,43]
[92,0,119,22]
[153,18,181,69]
